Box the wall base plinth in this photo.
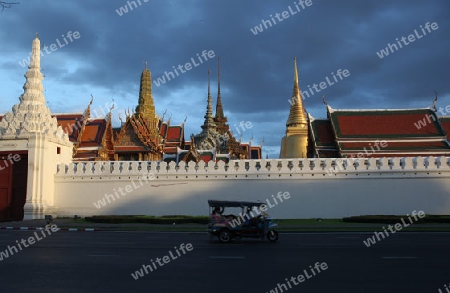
[23,201,58,220]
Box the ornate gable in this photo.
[114,115,163,154]
[96,110,115,161]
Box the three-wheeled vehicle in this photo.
[207,200,279,243]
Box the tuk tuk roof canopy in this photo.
[208,200,264,208]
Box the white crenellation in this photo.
[168,161,177,172]
[217,160,226,172]
[55,156,450,179]
[401,158,406,169]
[158,161,167,173]
[435,157,442,169]
[188,161,196,172]
[424,157,430,169]
[415,157,424,170]
[129,161,138,174]
[109,162,117,174]
[363,158,370,170]
[404,157,413,169]
[197,160,206,173]
[388,157,395,169]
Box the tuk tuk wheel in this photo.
[219,229,232,243]
[267,230,279,242]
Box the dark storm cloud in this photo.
[0,0,449,157]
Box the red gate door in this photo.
[10,154,28,221]
[0,157,13,221]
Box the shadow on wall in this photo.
[55,176,450,219]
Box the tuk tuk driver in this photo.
[243,207,251,224]
[212,207,234,222]
[212,207,226,222]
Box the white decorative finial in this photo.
[0,34,71,145]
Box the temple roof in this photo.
[440,117,450,141]
[166,125,184,142]
[52,114,83,141]
[114,114,162,153]
[50,104,185,159]
[77,119,107,147]
[250,146,261,159]
[52,114,106,148]
[309,116,336,148]
[308,114,339,158]
[328,107,446,139]
[338,141,450,156]
[198,151,214,162]
[163,146,178,154]
[305,106,450,158]
[159,122,168,137]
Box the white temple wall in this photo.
[24,135,73,219]
[53,157,450,218]
[41,139,73,206]
[0,139,28,152]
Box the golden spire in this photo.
[286,57,307,126]
[135,64,157,127]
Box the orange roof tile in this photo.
[440,117,450,141]
[54,114,84,141]
[166,125,183,141]
[330,108,445,138]
[79,119,106,147]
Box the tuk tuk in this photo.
[207,199,279,243]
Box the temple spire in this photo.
[215,56,225,119]
[135,63,158,127]
[280,57,309,158]
[214,56,229,136]
[201,69,216,131]
[19,34,45,104]
[208,69,211,98]
[286,57,307,126]
[0,34,70,143]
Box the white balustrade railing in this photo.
[56,156,450,178]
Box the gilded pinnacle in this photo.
[286,57,307,126]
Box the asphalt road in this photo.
[0,231,448,293]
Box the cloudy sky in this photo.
[0,0,449,158]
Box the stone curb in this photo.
[0,226,101,232]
